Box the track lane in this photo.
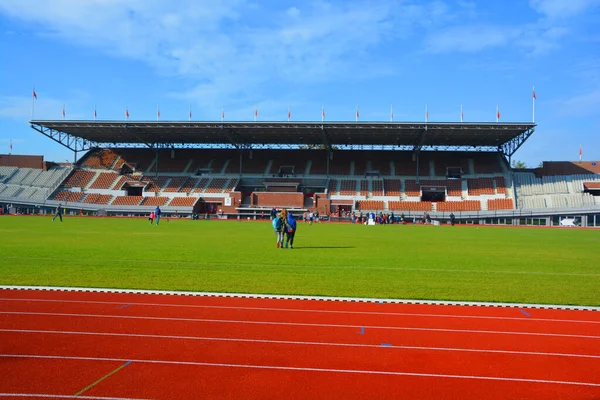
[1,330,599,385]
[2,290,599,399]
[1,313,599,358]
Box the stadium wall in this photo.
[0,154,44,169]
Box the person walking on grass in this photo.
[154,206,162,225]
[272,209,290,248]
[285,212,297,249]
[52,204,63,222]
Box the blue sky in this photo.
[0,0,599,166]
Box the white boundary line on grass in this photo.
[1,354,600,388]
[1,285,599,311]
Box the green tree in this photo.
[511,160,527,169]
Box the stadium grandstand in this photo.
[0,119,599,227]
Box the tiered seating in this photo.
[388,201,432,211]
[473,154,502,174]
[383,180,401,196]
[164,176,187,192]
[404,180,420,197]
[225,178,238,192]
[168,197,198,207]
[269,151,308,176]
[404,180,462,197]
[359,180,369,196]
[140,196,169,206]
[63,170,95,188]
[52,191,85,203]
[21,170,42,185]
[433,152,470,177]
[328,152,352,175]
[467,178,495,195]
[111,196,143,206]
[205,178,227,193]
[82,149,118,169]
[488,198,514,210]
[179,177,199,193]
[339,180,356,195]
[141,176,169,192]
[328,179,338,195]
[83,193,113,205]
[0,166,17,182]
[436,201,481,212]
[494,177,506,194]
[357,200,384,210]
[372,180,383,196]
[89,172,119,189]
[113,149,157,172]
[192,177,210,193]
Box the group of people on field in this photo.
[272,208,297,248]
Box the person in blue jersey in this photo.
[154,206,162,225]
[285,212,297,249]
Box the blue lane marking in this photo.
[358,327,365,335]
[520,309,531,317]
[381,343,392,347]
[123,360,133,367]
[118,304,131,309]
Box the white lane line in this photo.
[1,354,599,388]
[0,395,147,399]
[3,286,599,311]
[3,256,600,277]
[1,311,599,340]
[3,328,600,360]
[1,297,598,324]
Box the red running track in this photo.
[0,289,599,399]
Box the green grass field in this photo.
[0,216,599,306]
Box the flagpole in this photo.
[355,105,358,123]
[321,104,324,123]
[287,105,290,122]
[496,105,499,123]
[62,104,65,120]
[31,87,35,120]
[425,104,428,123]
[580,144,582,162]
[460,104,463,123]
[532,86,535,123]
[390,104,393,122]
[94,104,97,121]
[221,106,224,122]
[254,105,257,122]
[188,104,191,121]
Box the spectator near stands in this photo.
[450,213,456,226]
[154,206,162,225]
[52,204,63,222]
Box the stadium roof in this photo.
[30,120,535,156]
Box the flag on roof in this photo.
[32,89,37,100]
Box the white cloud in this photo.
[560,89,600,117]
[530,0,600,19]
[0,0,412,109]
[424,25,520,53]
